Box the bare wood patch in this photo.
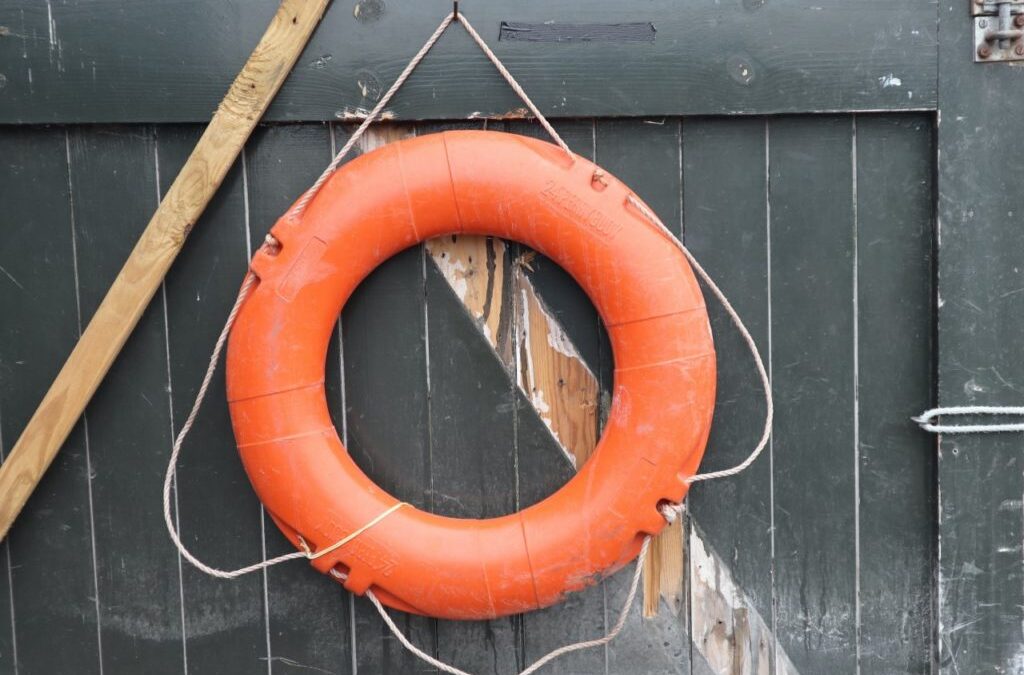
[690,523,799,675]
[512,269,597,467]
[426,235,513,367]
[353,123,415,154]
[643,516,685,618]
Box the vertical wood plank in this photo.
[768,116,857,674]
[66,126,187,673]
[243,123,355,674]
[420,120,523,674]
[345,242,438,674]
[683,117,775,674]
[339,123,438,673]
[158,125,266,674]
[935,2,1024,670]
[424,258,524,673]
[0,127,97,674]
[504,119,610,674]
[855,114,935,675]
[594,118,692,675]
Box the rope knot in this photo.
[263,233,281,255]
[658,502,683,524]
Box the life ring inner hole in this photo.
[335,235,613,520]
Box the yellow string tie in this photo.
[300,502,408,561]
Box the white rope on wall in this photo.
[914,406,1024,433]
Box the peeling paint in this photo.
[410,152,796,668]
[335,107,396,121]
[690,525,801,675]
[353,123,414,156]
[878,73,903,88]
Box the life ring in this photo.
[225,130,716,620]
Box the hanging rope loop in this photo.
[914,406,1024,434]
[162,9,774,674]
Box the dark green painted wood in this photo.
[157,125,267,674]
[769,116,857,673]
[683,116,775,668]
[344,245,438,674]
[64,126,187,674]
[594,119,692,675]
[0,112,939,674]
[243,123,357,674]
[0,127,98,674]
[424,257,525,673]
[855,114,935,675]
[936,2,1024,671]
[0,0,937,124]
[345,251,439,675]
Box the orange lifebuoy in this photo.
[226,130,716,620]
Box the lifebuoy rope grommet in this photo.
[225,130,717,619]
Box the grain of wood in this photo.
[0,0,939,123]
[513,269,598,468]
[0,0,331,541]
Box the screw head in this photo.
[1016,43,1024,55]
[1015,14,1024,27]
[979,43,993,58]
[980,18,988,27]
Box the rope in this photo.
[364,536,652,675]
[301,502,407,560]
[456,14,572,161]
[161,248,405,580]
[160,9,776,674]
[288,11,573,219]
[914,406,1024,434]
[160,272,295,580]
[623,195,774,485]
[286,7,773,486]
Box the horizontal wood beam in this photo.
[0,0,937,123]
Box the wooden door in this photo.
[0,1,987,673]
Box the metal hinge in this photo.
[973,0,1024,61]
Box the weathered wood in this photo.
[419,117,522,675]
[855,114,934,675]
[157,125,266,674]
[936,1,1024,670]
[0,113,940,673]
[243,123,355,673]
[504,119,612,672]
[0,127,99,674]
[0,0,937,124]
[769,116,857,673]
[594,119,692,673]
[339,123,439,672]
[426,234,598,469]
[67,127,184,673]
[683,117,776,674]
[0,0,331,542]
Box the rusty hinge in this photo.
[973,0,1024,61]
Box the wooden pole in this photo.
[0,0,332,541]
